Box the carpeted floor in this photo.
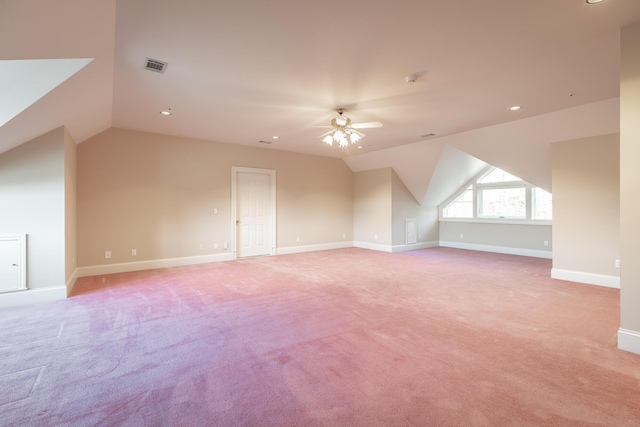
[1,247,639,426]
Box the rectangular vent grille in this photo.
[145,58,168,73]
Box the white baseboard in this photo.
[276,241,353,256]
[618,328,640,355]
[77,253,234,278]
[551,268,620,289]
[392,241,439,253]
[439,241,552,259]
[354,241,439,253]
[353,241,393,252]
[0,286,67,309]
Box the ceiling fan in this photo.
[318,109,382,147]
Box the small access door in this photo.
[406,219,417,245]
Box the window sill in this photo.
[439,218,552,226]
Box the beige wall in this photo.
[353,168,392,246]
[439,221,552,254]
[391,170,438,246]
[64,128,77,287]
[620,23,640,336]
[0,127,66,289]
[551,133,619,277]
[77,128,353,266]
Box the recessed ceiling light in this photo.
[508,105,522,111]
[160,108,172,116]
[357,145,363,149]
[586,0,604,4]
[272,136,280,140]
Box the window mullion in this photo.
[474,183,479,218]
[526,184,532,220]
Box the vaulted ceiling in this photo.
[1,0,638,203]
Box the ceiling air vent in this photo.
[258,140,273,144]
[144,58,168,73]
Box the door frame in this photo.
[230,166,276,260]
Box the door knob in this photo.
[236,220,240,225]
[12,264,18,266]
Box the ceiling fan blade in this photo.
[352,121,383,129]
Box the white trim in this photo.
[392,241,439,253]
[439,240,552,259]
[66,267,78,295]
[0,286,66,309]
[551,268,620,288]
[231,166,277,260]
[77,253,234,278]
[353,241,393,252]
[276,241,353,255]
[618,329,640,355]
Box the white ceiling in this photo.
[1,0,638,201]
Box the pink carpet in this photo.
[1,247,639,426]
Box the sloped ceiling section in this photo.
[0,0,116,155]
[423,146,487,207]
[344,139,446,204]
[0,59,93,128]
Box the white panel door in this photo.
[237,172,272,257]
[0,238,20,292]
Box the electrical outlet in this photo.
[615,259,621,269]
[131,249,137,256]
[199,243,204,251]
[459,234,464,239]
[214,243,218,249]
[342,233,346,239]
[213,208,218,215]
[296,237,300,243]
[543,240,549,247]
[105,251,111,259]
[374,234,378,240]
[223,242,228,250]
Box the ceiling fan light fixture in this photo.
[318,109,381,148]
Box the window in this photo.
[442,186,473,218]
[532,187,552,220]
[478,187,526,218]
[441,167,552,223]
